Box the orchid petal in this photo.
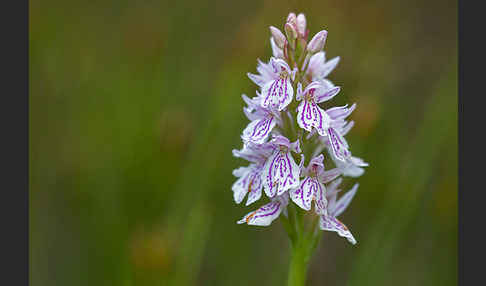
[237,196,287,226]
[318,56,340,78]
[233,142,274,164]
[340,120,354,136]
[326,103,357,120]
[296,82,303,101]
[319,168,342,183]
[298,153,305,176]
[350,156,369,167]
[326,177,343,197]
[246,173,263,206]
[340,163,365,178]
[327,128,350,162]
[242,115,276,144]
[296,99,330,136]
[290,177,315,211]
[320,215,357,245]
[262,150,300,197]
[307,52,325,77]
[232,164,264,205]
[261,77,294,111]
[315,86,341,103]
[308,154,324,168]
[331,183,358,217]
[271,135,290,148]
[270,37,284,59]
[247,72,266,87]
[313,179,328,215]
[257,58,277,80]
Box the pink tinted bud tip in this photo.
[287,12,297,26]
[307,30,328,53]
[296,13,307,37]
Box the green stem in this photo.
[287,240,310,286]
[286,210,323,286]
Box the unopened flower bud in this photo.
[307,30,328,53]
[287,12,297,27]
[269,26,286,49]
[284,23,297,49]
[296,13,307,37]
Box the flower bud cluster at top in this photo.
[231,12,368,245]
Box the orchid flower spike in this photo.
[232,12,368,284]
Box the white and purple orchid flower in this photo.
[262,135,302,198]
[296,82,341,136]
[290,154,341,214]
[232,142,275,205]
[248,57,297,111]
[325,103,357,162]
[241,94,281,144]
[320,183,359,244]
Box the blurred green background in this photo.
[29,0,457,285]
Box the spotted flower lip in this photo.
[232,163,264,206]
[248,57,297,111]
[237,193,289,226]
[296,82,341,136]
[262,135,302,198]
[241,94,281,144]
[290,154,331,215]
[320,183,359,244]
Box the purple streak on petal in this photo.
[327,128,350,162]
[238,200,284,226]
[290,177,313,211]
[264,152,280,197]
[232,164,265,205]
[320,215,356,244]
[242,115,275,144]
[314,179,327,215]
[251,201,281,220]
